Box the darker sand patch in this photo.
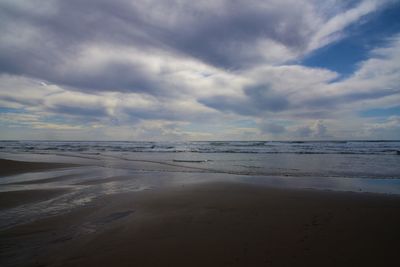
[0,188,70,210]
[0,159,79,177]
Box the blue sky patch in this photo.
[302,3,400,76]
[360,106,400,117]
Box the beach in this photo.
[1,154,400,267]
[0,158,78,177]
[3,0,400,265]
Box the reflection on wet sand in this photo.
[1,155,400,230]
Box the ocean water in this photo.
[1,140,400,155]
[1,140,400,229]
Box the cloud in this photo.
[301,34,400,111]
[44,93,111,118]
[294,120,330,139]
[308,0,383,52]
[200,65,337,116]
[163,0,318,67]
[0,74,218,129]
[0,0,386,94]
[0,112,84,130]
[0,0,399,140]
[364,116,400,138]
[259,122,287,135]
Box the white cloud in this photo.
[308,0,383,52]
[362,116,400,139]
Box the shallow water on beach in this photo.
[0,140,400,229]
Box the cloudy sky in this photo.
[0,0,400,140]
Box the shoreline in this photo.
[1,156,400,195]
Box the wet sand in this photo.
[0,158,78,177]
[0,159,77,210]
[0,188,70,210]
[1,182,400,267]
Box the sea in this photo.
[1,140,400,229]
[1,140,400,155]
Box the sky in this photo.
[0,0,400,141]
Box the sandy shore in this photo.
[1,182,399,267]
[0,158,78,177]
[0,188,70,210]
[0,158,77,210]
